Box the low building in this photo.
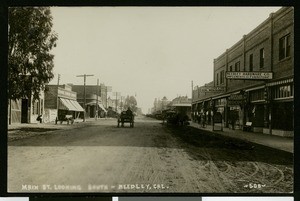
[44,84,84,122]
[8,91,45,124]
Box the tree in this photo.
[8,7,58,101]
[124,96,138,113]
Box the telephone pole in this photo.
[95,78,99,120]
[76,74,94,122]
[55,74,60,124]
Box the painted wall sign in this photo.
[226,72,273,80]
[199,86,225,92]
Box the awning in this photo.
[266,77,293,87]
[70,100,84,112]
[59,98,84,112]
[86,101,107,113]
[98,103,107,113]
[171,103,191,107]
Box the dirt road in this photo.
[7,116,293,193]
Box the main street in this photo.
[8,116,293,193]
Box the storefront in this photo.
[268,78,294,137]
[44,84,84,122]
[213,97,227,127]
[227,93,245,130]
[86,100,107,118]
[58,97,84,119]
[247,87,265,132]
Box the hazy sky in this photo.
[49,6,281,113]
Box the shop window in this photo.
[272,102,293,131]
[250,89,264,102]
[273,84,293,99]
[32,101,39,115]
[279,34,291,60]
[260,48,264,68]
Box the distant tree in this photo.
[8,7,58,101]
[124,96,138,112]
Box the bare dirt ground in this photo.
[7,116,293,193]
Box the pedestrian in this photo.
[201,113,206,128]
[36,115,43,123]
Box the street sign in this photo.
[226,72,273,80]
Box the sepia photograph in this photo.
[7,6,294,193]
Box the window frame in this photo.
[279,34,291,61]
[260,48,264,69]
[249,54,253,72]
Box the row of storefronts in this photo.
[8,83,108,124]
[192,7,294,137]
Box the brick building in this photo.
[192,7,294,137]
[70,85,107,118]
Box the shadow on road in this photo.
[165,125,293,166]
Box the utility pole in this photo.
[77,74,94,122]
[55,74,60,124]
[95,78,99,120]
[115,92,118,113]
[106,87,108,108]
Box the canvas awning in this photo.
[86,101,107,113]
[59,98,84,112]
[98,103,107,113]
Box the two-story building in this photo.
[70,85,107,118]
[192,7,294,137]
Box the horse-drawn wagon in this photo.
[164,110,189,126]
[55,110,74,125]
[117,111,134,128]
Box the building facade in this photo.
[192,7,294,137]
[70,85,107,118]
[8,92,45,124]
[44,84,84,122]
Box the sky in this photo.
[49,6,281,113]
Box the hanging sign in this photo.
[228,94,245,106]
[226,72,273,80]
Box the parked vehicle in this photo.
[55,110,74,125]
[165,110,189,126]
[117,111,134,128]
